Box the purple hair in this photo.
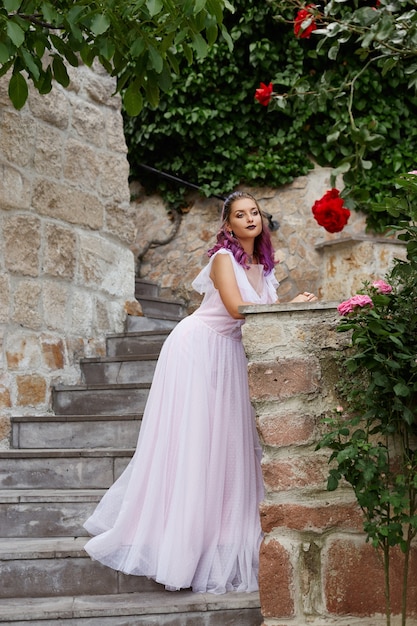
[207,191,276,274]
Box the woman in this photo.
[83,191,317,594]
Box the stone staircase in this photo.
[0,278,262,625]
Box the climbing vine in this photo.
[124,0,417,231]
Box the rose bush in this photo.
[311,188,350,233]
[318,183,417,626]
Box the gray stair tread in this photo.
[0,590,261,621]
[0,536,88,559]
[81,355,159,363]
[126,316,178,331]
[0,488,105,503]
[107,329,170,338]
[11,414,141,422]
[0,448,134,458]
[54,383,150,391]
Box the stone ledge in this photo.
[314,235,404,250]
[240,301,339,315]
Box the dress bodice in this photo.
[191,249,278,340]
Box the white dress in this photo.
[83,249,279,594]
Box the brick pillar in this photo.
[241,302,417,626]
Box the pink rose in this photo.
[337,294,374,316]
[372,280,393,294]
[408,170,417,175]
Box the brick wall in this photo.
[241,302,417,625]
[0,65,137,446]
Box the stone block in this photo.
[324,538,417,617]
[78,233,134,298]
[16,374,47,406]
[32,179,103,229]
[5,333,42,370]
[0,110,35,167]
[259,539,294,618]
[105,108,128,152]
[85,73,121,109]
[43,223,76,279]
[3,215,41,276]
[0,274,10,323]
[257,412,316,447]
[70,291,94,336]
[105,201,138,245]
[33,124,64,178]
[0,163,31,210]
[248,359,319,401]
[261,453,330,491]
[71,100,106,147]
[12,280,42,329]
[63,138,100,189]
[42,281,70,332]
[41,336,65,370]
[0,385,11,409]
[99,152,130,201]
[28,86,70,130]
[0,415,10,446]
[259,501,363,534]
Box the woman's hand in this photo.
[291,292,318,303]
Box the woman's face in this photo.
[227,197,263,241]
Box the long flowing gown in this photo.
[83,249,279,594]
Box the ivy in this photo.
[124,0,417,232]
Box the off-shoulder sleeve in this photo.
[191,249,231,294]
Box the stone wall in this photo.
[0,66,137,447]
[131,166,406,311]
[242,302,417,625]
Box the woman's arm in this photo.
[210,253,252,319]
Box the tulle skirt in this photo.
[84,315,264,594]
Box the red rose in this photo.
[255,82,273,106]
[312,188,350,233]
[294,5,317,39]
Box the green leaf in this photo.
[0,41,10,64]
[8,71,28,109]
[147,45,163,73]
[146,0,163,17]
[7,20,25,47]
[90,14,110,36]
[192,32,208,59]
[327,474,339,491]
[193,0,207,14]
[20,48,40,81]
[52,55,70,87]
[123,82,143,116]
[4,0,21,11]
[393,382,410,397]
[328,42,340,61]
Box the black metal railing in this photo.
[137,163,279,231]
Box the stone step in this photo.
[136,295,186,321]
[106,330,169,357]
[0,537,161,599]
[135,277,160,297]
[11,415,141,449]
[125,315,178,332]
[0,449,133,489]
[80,355,157,385]
[52,383,150,415]
[0,590,262,624]
[0,489,104,538]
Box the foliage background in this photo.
[124,0,417,231]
